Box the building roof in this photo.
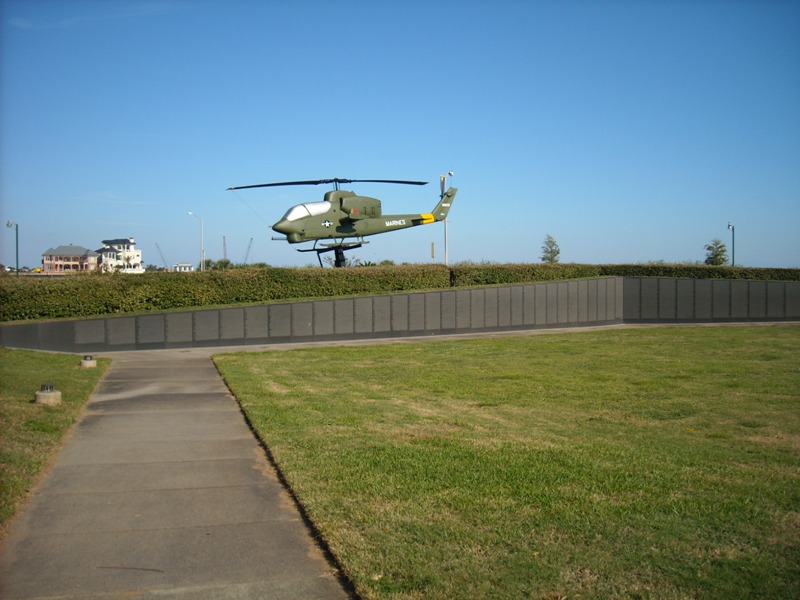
[101,238,136,246]
[42,245,99,257]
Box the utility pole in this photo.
[727,222,735,266]
[6,220,19,276]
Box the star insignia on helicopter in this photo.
[322,220,332,228]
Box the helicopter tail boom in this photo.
[431,187,457,221]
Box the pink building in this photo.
[41,245,99,273]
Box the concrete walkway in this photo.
[0,349,350,599]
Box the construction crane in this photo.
[155,243,169,270]
[243,237,253,264]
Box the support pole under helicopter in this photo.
[333,247,346,268]
[298,240,365,267]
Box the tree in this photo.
[704,239,729,266]
[540,234,560,263]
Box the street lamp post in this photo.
[444,219,449,266]
[441,171,453,266]
[727,222,735,267]
[6,220,19,277]
[187,212,205,271]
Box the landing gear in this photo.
[298,240,366,267]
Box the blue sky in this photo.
[2,0,798,269]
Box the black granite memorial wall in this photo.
[1,277,797,353]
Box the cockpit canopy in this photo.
[280,201,330,222]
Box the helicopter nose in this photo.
[272,218,292,235]
[272,219,303,243]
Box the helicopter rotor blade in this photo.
[227,178,428,191]
[227,180,331,191]
[347,179,428,186]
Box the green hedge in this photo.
[1,264,798,322]
[450,263,605,286]
[597,264,800,281]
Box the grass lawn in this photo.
[0,348,110,533]
[214,325,800,600]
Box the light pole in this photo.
[6,220,19,277]
[187,212,205,271]
[444,219,449,266]
[727,222,735,267]
[440,171,453,266]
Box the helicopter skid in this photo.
[297,239,368,267]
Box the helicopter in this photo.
[227,175,457,267]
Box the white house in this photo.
[97,238,144,273]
